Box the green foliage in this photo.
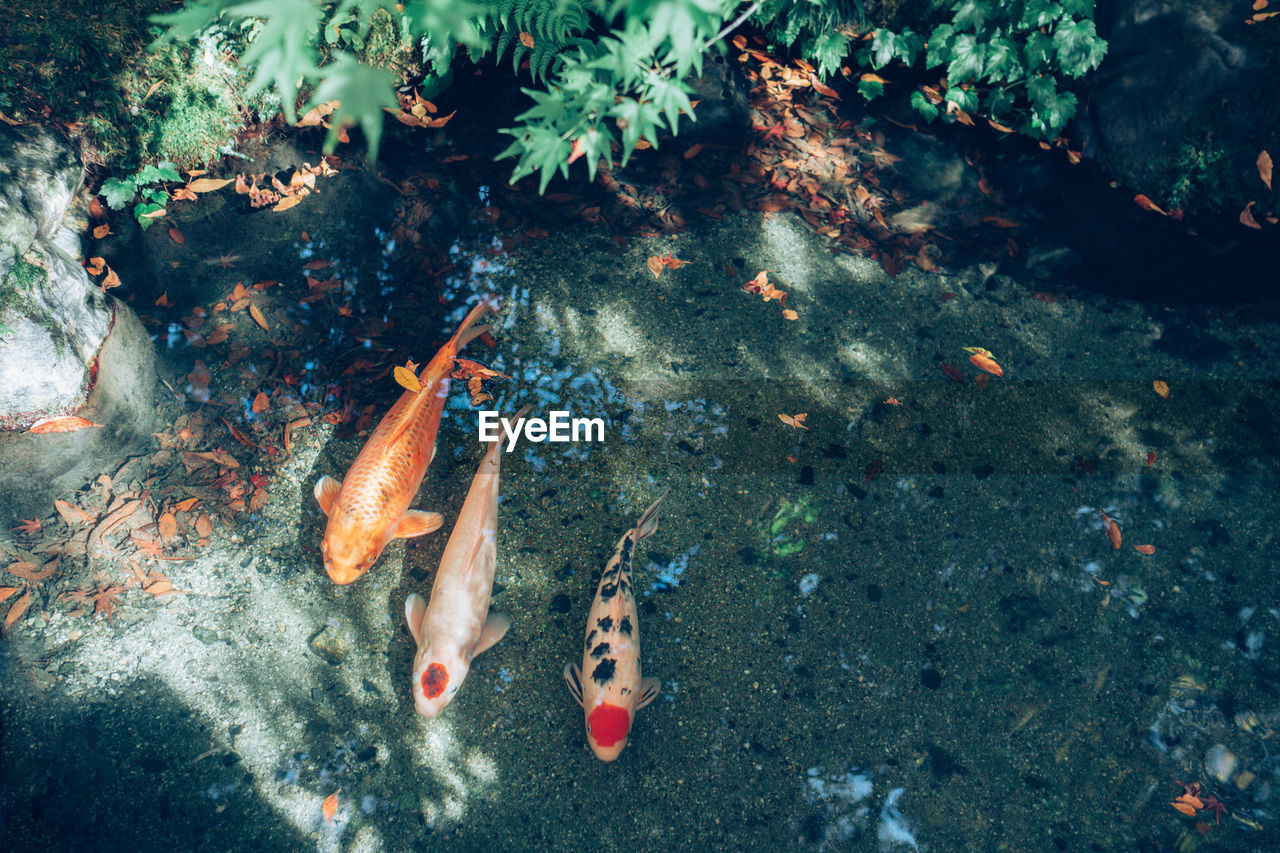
[102,161,181,229]
[865,0,1108,139]
[476,0,593,84]
[752,0,864,80]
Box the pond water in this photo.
[2,125,1278,853]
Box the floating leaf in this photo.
[28,416,101,434]
[1133,194,1166,215]
[168,226,185,244]
[86,257,106,275]
[962,347,1004,377]
[249,303,270,331]
[646,255,664,278]
[1170,800,1197,817]
[1152,380,1170,399]
[393,364,422,392]
[1240,201,1262,229]
[93,224,110,239]
[273,194,305,213]
[252,392,269,414]
[13,518,41,533]
[518,31,534,49]
[939,363,964,383]
[778,413,807,429]
[781,309,799,320]
[323,790,340,823]
[1259,151,1273,190]
[1134,544,1155,555]
[195,513,213,538]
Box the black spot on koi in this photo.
[591,657,617,685]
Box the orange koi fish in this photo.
[403,405,530,718]
[564,490,668,761]
[314,299,496,585]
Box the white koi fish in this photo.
[564,489,668,761]
[403,405,529,717]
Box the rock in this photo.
[308,619,355,665]
[1205,742,1238,784]
[0,124,157,521]
[1079,0,1268,214]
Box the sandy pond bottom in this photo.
[2,205,1279,852]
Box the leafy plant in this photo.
[476,0,594,84]
[864,0,1108,139]
[101,161,182,228]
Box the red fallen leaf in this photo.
[28,416,101,434]
[55,499,95,525]
[252,392,269,414]
[683,143,705,159]
[188,177,233,193]
[939,292,958,302]
[1134,194,1166,215]
[974,372,991,390]
[646,255,664,278]
[1100,512,1122,549]
[939,363,965,383]
[863,458,884,481]
[195,513,213,537]
[0,587,18,603]
[963,347,1004,377]
[249,303,270,331]
[92,224,110,239]
[1258,150,1273,190]
[4,589,32,626]
[100,267,121,290]
[1134,544,1155,555]
[158,511,178,544]
[6,559,58,582]
[86,256,106,275]
[1146,451,1156,467]
[168,226,185,245]
[1240,201,1262,230]
[13,518,42,533]
[155,292,172,308]
[778,413,807,429]
[174,497,200,513]
[323,790,340,823]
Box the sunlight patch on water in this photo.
[835,338,895,385]
[760,215,825,296]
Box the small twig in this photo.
[708,2,762,49]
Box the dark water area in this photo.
[2,66,1280,853]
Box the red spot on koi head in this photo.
[422,663,449,699]
[586,702,631,748]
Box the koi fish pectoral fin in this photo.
[637,677,661,710]
[313,475,341,517]
[563,663,584,707]
[469,612,510,659]
[393,510,444,539]
[404,593,427,645]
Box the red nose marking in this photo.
[422,663,449,699]
[586,703,631,747]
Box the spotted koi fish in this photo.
[403,405,530,718]
[564,489,668,761]
[314,299,496,585]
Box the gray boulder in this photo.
[0,125,157,523]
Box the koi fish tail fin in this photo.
[450,297,499,354]
[633,488,669,543]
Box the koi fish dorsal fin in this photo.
[314,475,341,517]
[637,677,661,710]
[404,593,427,645]
[469,612,511,660]
[633,489,670,543]
[563,663,584,706]
[394,510,444,539]
[447,298,499,357]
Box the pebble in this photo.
[1204,743,1238,784]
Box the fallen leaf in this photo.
[883,397,902,405]
[962,347,1004,377]
[1134,194,1166,215]
[13,518,42,533]
[252,392,269,414]
[519,31,534,48]
[1146,451,1156,467]
[158,511,178,544]
[273,194,305,213]
[6,559,58,582]
[393,364,422,393]
[168,226,185,245]
[1100,512,1122,550]
[1240,201,1262,229]
[1259,151,1273,190]
[1152,380,1170,399]
[940,363,965,383]
[4,589,31,626]
[174,497,200,513]
[249,303,270,331]
[646,255,664,278]
[101,267,121,290]
[93,224,110,239]
[323,790,340,823]
[188,177,233,193]
[195,513,213,538]
[54,500,95,525]
[781,309,799,320]
[0,587,18,603]
[1170,800,1197,817]
[1134,544,1155,555]
[778,413,808,429]
[28,416,102,434]
[863,458,883,481]
[86,257,106,275]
